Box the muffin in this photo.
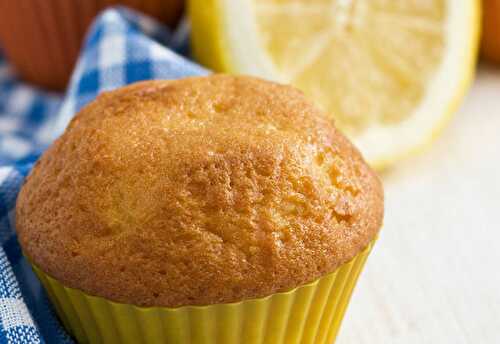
[481,0,500,64]
[0,0,184,90]
[16,75,383,343]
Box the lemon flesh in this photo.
[189,0,480,168]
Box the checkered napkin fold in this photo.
[0,7,207,343]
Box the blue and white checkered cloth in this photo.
[0,7,207,343]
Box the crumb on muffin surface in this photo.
[16,75,383,307]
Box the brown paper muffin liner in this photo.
[30,240,375,344]
[0,0,184,90]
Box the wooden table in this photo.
[338,66,500,344]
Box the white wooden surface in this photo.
[337,66,500,344]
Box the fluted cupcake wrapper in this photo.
[31,240,374,344]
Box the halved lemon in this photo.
[189,0,480,168]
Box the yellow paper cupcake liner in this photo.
[31,240,374,344]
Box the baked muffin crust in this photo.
[16,75,383,307]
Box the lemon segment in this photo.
[189,0,480,168]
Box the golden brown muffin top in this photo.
[16,75,383,307]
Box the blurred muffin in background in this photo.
[0,0,184,91]
[482,0,500,64]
